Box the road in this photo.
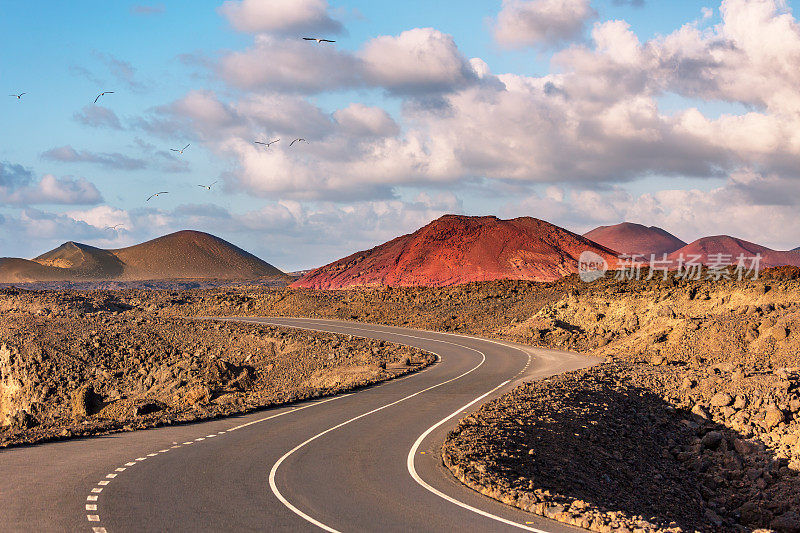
[0,317,597,532]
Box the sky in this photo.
[1,0,800,270]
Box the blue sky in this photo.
[2,0,799,269]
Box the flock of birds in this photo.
[8,36,336,231]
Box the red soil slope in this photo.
[293,215,620,289]
[667,236,800,269]
[0,230,288,282]
[583,222,686,257]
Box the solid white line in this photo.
[226,395,347,432]
[219,317,556,531]
[407,381,551,532]
[267,328,490,533]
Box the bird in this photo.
[146,191,169,201]
[303,37,335,43]
[290,138,307,146]
[94,91,114,103]
[198,181,218,190]
[170,144,190,154]
[254,139,280,149]
[105,224,124,230]
[9,93,26,99]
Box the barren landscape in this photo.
[3,264,799,530]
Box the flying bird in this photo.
[9,93,26,99]
[146,191,169,201]
[198,181,218,190]
[105,224,124,230]
[170,144,190,154]
[289,138,307,146]
[94,91,114,103]
[254,139,280,149]
[303,37,335,43]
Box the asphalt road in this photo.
[0,318,597,533]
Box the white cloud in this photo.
[218,35,361,93]
[359,28,477,94]
[219,0,343,36]
[0,162,103,206]
[334,104,399,138]
[493,0,596,49]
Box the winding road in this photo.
[0,318,596,532]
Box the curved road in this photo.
[0,318,596,532]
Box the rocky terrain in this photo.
[2,267,799,530]
[443,362,800,532]
[0,288,432,448]
[293,214,620,289]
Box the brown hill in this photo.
[35,242,124,279]
[292,215,620,289]
[111,231,285,280]
[0,230,288,283]
[667,236,800,269]
[583,222,686,257]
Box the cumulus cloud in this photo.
[42,146,147,171]
[219,0,343,36]
[73,105,123,130]
[359,28,477,94]
[334,104,399,138]
[493,0,596,49]
[218,35,361,93]
[0,162,102,206]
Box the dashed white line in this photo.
[87,515,100,522]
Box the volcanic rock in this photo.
[294,215,619,289]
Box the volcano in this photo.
[667,236,800,269]
[292,215,619,289]
[0,230,288,283]
[583,222,686,257]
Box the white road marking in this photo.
[267,326,492,533]
[135,457,147,461]
[92,528,108,533]
[98,481,110,486]
[206,434,217,438]
[182,442,193,445]
[87,515,99,522]
[105,473,117,479]
[247,318,548,532]
[87,495,98,502]
[194,438,205,441]
[147,452,159,456]
[159,449,170,452]
[125,462,136,466]
[86,504,97,511]
[407,380,551,532]
[115,468,126,472]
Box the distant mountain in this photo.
[667,236,800,269]
[583,222,686,257]
[0,230,289,283]
[293,214,620,289]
